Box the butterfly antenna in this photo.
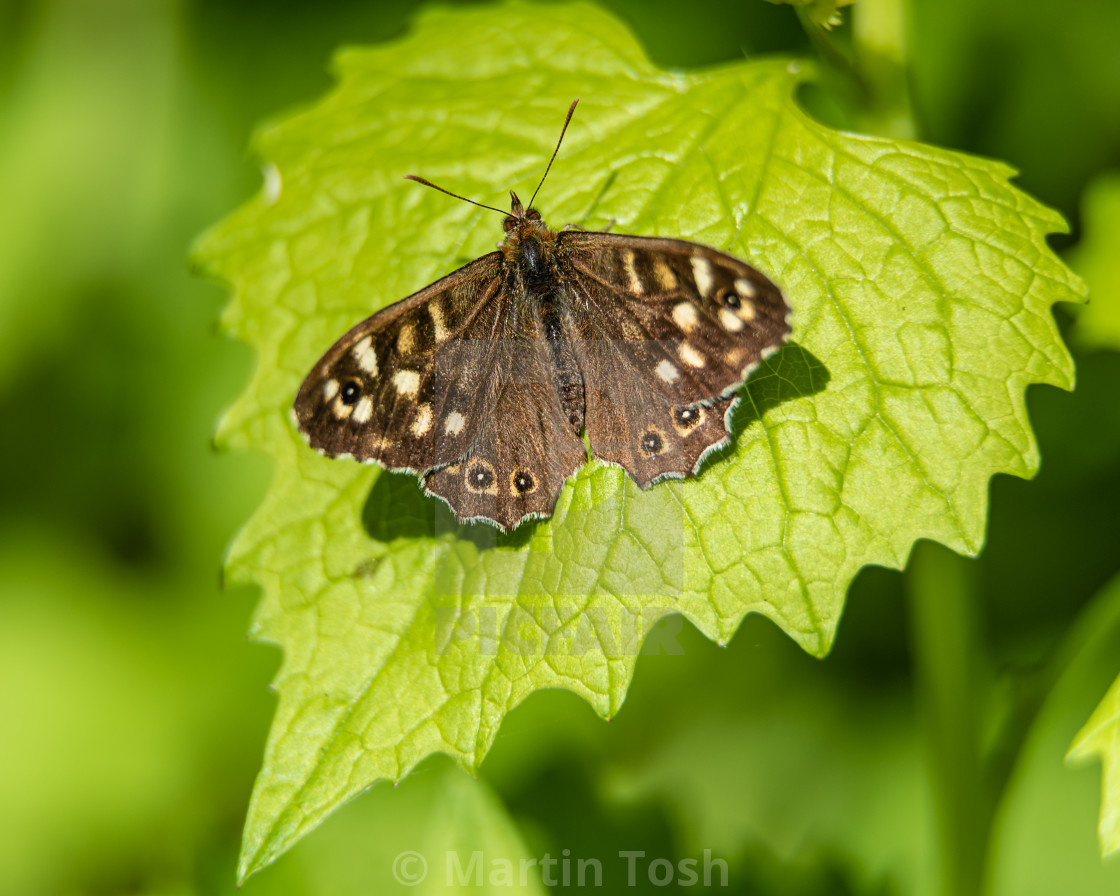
[528,99,579,209]
[403,175,508,217]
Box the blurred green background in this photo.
[2,0,1120,893]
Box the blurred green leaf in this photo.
[194,0,1083,879]
[1069,662,1120,857]
[250,759,547,896]
[1069,674,1120,856]
[1069,172,1120,351]
[763,0,856,29]
[988,565,1120,891]
[604,674,930,892]
[0,527,271,896]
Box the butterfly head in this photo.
[503,191,543,233]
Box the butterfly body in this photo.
[294,106,791,532]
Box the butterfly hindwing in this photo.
[422,346,586,530]
[578,331,741,487]
[293,254,504,473]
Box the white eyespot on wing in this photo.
[640,426,668,456]
[430,301,447,342]
[464,458,499,495]
[719,308,745,332]
[392,369,421,397]
[351,396,373,424]
[656,358,681,383]
[353,337,378,375]
[671,404,705,435]
[672,301,699,333]
[411,403,433,437]
[323,379,340,402]
[678,342,706,368]
[444,411,466,435]
[622,249,642,294]
[734,277,757,299]
[690,255,714,297]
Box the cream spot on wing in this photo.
[397,323,415,355]
[444,411,465,436]
[672,301,699,333]
[353,337,377,375]
[719,308,745,332]
[735,277,757,299]
[678,342,706,368]
[322,378,340,402]
[690,255,714,297]
[622,249,642,294]
[656,358,680,383]
[351,396,373,424]
[654,258,677,291]
[410,403,432,437]
[737,299,757,321]
[392,369,420,396]
[430,302,447,342]
[331,398,353,419]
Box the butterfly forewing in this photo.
[560,232,790,406]
[294,254,504,472]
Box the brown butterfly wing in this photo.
[293,253,506,473]
[421,328,586,531]
[559,231,790,487]
[295,252,585,530]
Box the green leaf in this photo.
[193,1,1083,880]
[250,760,548,896]
[1069,172,1120,351]
[763,0,856,29]
[1069,671,1120,857]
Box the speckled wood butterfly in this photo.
[294,101,791,531]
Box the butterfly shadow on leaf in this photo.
[362,471,540,550]
[717,341,830,457]
[359,342,827,551]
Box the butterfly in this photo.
[293,100,791,532]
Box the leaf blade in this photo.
[191,2,1084,880]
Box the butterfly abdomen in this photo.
[537,289,585,434]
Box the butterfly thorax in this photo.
[500,192,562,286]
[497,191,584,432]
